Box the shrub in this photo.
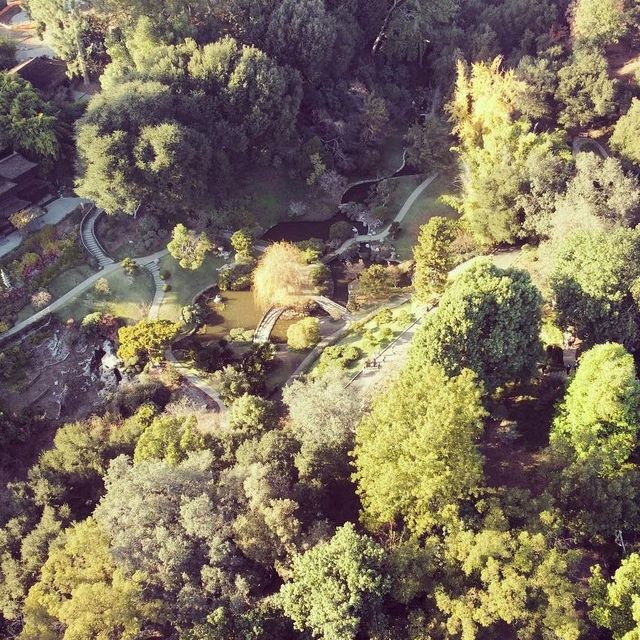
[218,262,254,291]
[94,277,110,296]
[81,311,103,327]
[297,238,325,263]
[288,201,307,218]
[314,344,361,377]
[122,257,138,275]
[329,221,354,243]
[373,307,393,326]
[310,264,331,286]
[31,290,52,309]
[287,317,321,350]
[230,228,254,259]
[229,327,255,342]
[162,284,171,292]
[160,270,171,281]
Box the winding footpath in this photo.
[1,169,444,407]
[324,172,439,262]
[572,137,609,159]
[254,173,437,342]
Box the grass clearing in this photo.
[56,268,155,324]
[392,172,459,260]
[241,166,336,230]
[157,253,228,322]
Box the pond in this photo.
[262,161,420,244]
[328,260,352,305]
[194,288,295,343]
[261,211,365,243]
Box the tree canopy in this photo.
[550,228,640,350]
[277,523,389,640]
[411,260,542,390]
[353,364,486,535]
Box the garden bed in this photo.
[0,216,93,330]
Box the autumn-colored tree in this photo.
[253,242,312,309]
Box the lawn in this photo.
[238,128,408,231]
[239,166,339,231]
[370,174,424,224]
[391,171,459,260]
[362,129,406,180]
[56,267,155,324]
[157,253,228,322]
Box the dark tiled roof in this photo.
[0,152,37,181]
[9,56,68,92]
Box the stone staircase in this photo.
[144,259,165,320]
[80,206,114,268]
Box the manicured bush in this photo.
[94,277,111,296]
[287,317,321,350]
[122,257,138,275]
[218,262,254,291]
[314,344,361,377]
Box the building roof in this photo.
[0,179,17,197]
[0,152,38,181]
[9,56,68,92]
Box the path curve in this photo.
[325,172,438,262]
[572,137,609,159]
[164,348,227,414]
[254,173,438,343]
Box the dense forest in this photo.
[2,0,640,638]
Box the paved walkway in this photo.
[164,349,226,413]
[146,258,167,320]
[324,172,438,262]
[347,248,523,395]
[80,207,115,268]
[1,9,55,61]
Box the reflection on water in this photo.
[262,212,365,243]
[196,289,296,343]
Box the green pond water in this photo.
[196,289,295,343]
